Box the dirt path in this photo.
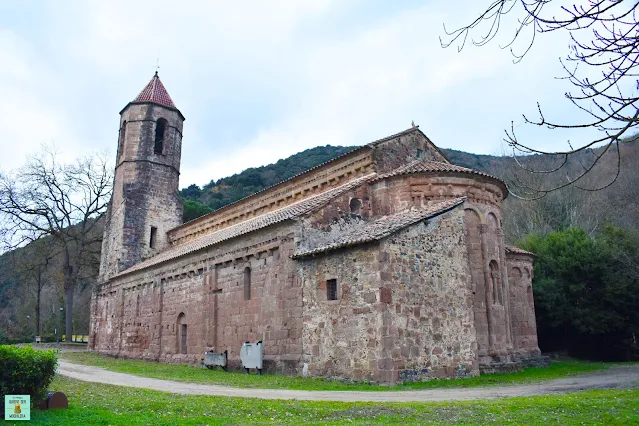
[56,360,639,402]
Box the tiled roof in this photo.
[293,197,466,259]
[505,245,535,257]
[115,174,376,277]
[171,126,435,232]
[376,159,503,183]
[133,72,176,108]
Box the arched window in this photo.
[154,118,167,155]
[350,198,362,216]
[487,213,499,231]
[136,294,140,317]
[489,260,502,305]
[244,267,251,301]
[177,313,187,354]
[509,267,522,288]
[119,121,127,157]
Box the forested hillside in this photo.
[181,145,358,219]
[180,145,507,221]
[181,141,639,239]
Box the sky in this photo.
[0,0,601,189]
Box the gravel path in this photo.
[57,360,639,402]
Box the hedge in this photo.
[0,345,58,401]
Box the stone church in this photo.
[89,73,542,383]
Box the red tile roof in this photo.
[171,127,450,233]
[114,173,376,278]
[293,197,466,258]
[377,159,502,182]
[133,72,176,108]
[505,245,535,257]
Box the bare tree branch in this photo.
[0,147,112,341]
[442,1,639,197]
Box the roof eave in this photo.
[119,101,186,121]
[505,247,536,258]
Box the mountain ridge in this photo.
[180,145,504,218]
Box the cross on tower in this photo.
[154,58,160,76]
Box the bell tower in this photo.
[99,72,185,282]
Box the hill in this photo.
[180,145,504,216]
[180,145,358,220]
[181,138,639,242]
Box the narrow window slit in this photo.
[244,267,251,300]
[327,279,338,301]
[155,118,167,154]
[150,226,157,248]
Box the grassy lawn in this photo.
[60,351,612,391]
[20,375,639,425]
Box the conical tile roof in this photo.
[133,72,176,108]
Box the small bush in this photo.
[0,331,31,345]
[0,345,58,401]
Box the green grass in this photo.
[21,375,639,425]
[60,352,612,391]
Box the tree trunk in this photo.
[63,249,76,343]
[35,286,41,336]
[35,264,42,336]
[65,284,73,342]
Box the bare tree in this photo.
[9,239,56,336]
[0,149,112,342]
[442,1,639,196]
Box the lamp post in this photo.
[26,315,31,341]
[59,307,64,343]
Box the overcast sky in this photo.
[0,0,599,189]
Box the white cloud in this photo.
[180,2,572,185]
[0,29,79,167]
[0,0,600,189]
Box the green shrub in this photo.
[5,336,33,345]
[0,345,58,401]
[520,226,639,360]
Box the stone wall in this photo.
[507,253,540,357]
[91,221,303,373]
[370,172,516,365]
[297,206,477,383]
[99,102,184,282]
[379,207,477,382]
[372,129,448,173]
[296,183,373,255]
[297,243,382,381]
